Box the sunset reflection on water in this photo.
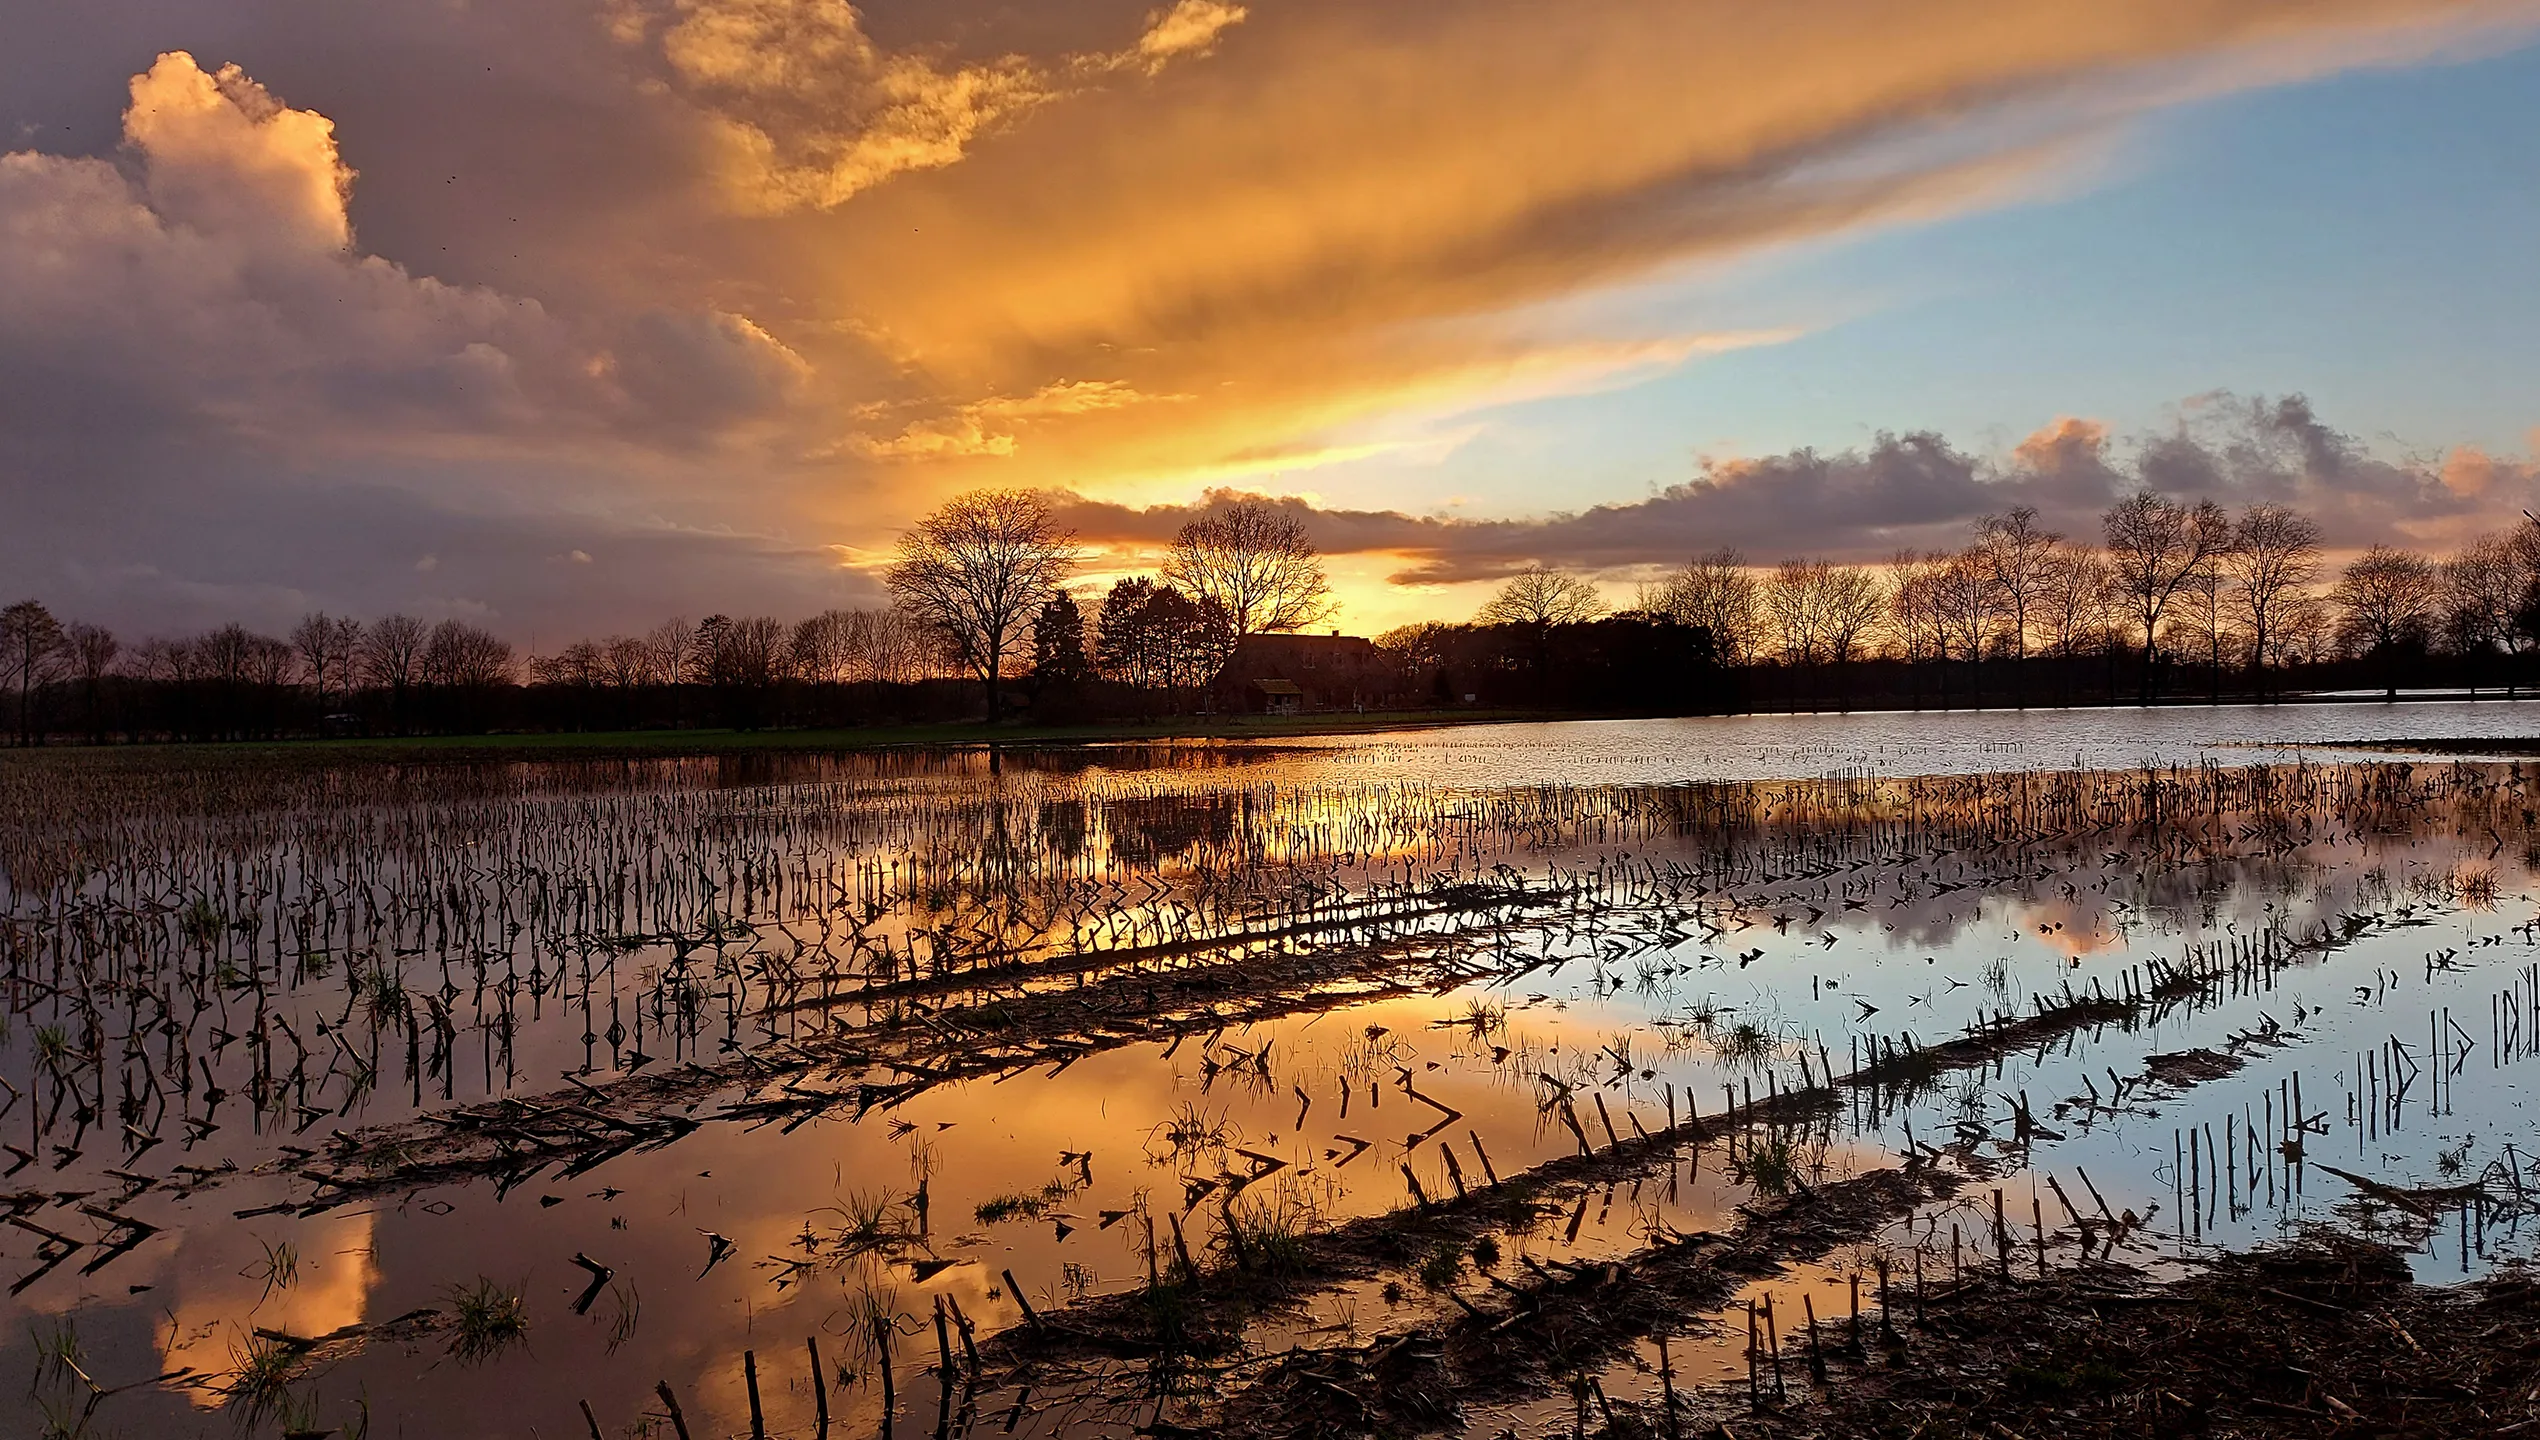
[9,712,2540,1435]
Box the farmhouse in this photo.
[1212,632,1397,714]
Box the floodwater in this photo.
[1251,695,2540,786]
[6,700,2540,1439]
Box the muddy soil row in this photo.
[1190,1160,1973,1440]
[1711,1231,2540,1438]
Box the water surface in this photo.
[6,704,2540,1438]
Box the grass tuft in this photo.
[445,1277,530,1364]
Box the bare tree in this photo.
[2332,545,2439,700]
[422,620,514,690]
[886,489,1081,721]
[693,615,731,676]
[2507,517,2540,686]
[1764,560,1830,666]
[2176,521,2237,704]
[2102,492,2228,703]
[686,616,786,726]
[1818,567,1887,667]
[293,612,337,707]
[1883,551,1946,682]
[2224,504,2321,700]
[1652,548,1761,664]
[2436,524,2540,698]
[2279,589,2337,670]
[2439,536,2511,668]
[2,600,66,745]
[646,617,698,687]
[709,616,790,689]
[1161,500,1334,638]
[788,612,845,683]
[130,637,192,686]
[197,623,256,693]
[601,635,654,689]
[63,621,117,742]
[1474,565,1606,627]
[1374,621,1454,674]
[1095,579,1230,698]
[1095,579,1166,690]
[531,640,607,688]
[292,613,365,715]
[2035,547,2113,703]
[1817,565,1886,709]
[1930,550,1998,702]
[801,609,944,687]
[249,632,296,718]
[181,623,291,737]
[854,608,938,686]
[789,607,941,687]
[1756,560,1881,703]
[252,632,290,687]
[362,614,428,728]
[328,616,364,708]
[1973,507,2059,704]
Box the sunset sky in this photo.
[7,0,2540,641]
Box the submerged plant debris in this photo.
[6,718,2540,1436]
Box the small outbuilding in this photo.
[1249,678,1303,715]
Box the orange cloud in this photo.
[155,1212,382,1403]
[1136,0,1250,69]
[2440,443,2540,499]
[765,0,2540,534]
[16,5,2540,637]
[2014,416,2113,475]
[651,0,1252,213]
[122,52,355,250]
[857,378,1189,460]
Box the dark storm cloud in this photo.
[2,427,878,639]
[0,45,849,635]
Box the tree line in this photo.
[888,492,1334,720]
[1411,496,2540,711]
[0,495,1342,741]
[6,487,2536,743]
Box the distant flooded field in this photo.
[1247,696,2540,785]
[9,702,2540,1438]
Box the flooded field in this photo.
[8,703,2540,1439]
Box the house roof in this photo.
[1251,678,1304,695]
[1232,632,1375,655]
